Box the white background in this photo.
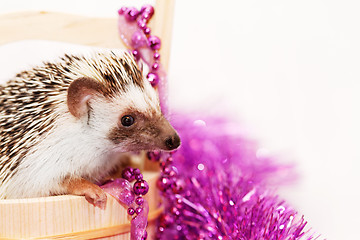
[1,1,360,239]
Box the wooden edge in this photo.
[150,0,176,72]
[0,11,124,49]
[0,0,175,71]
[0,171,161,239]
[0,207,163,240]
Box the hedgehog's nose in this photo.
[165,133,181,150]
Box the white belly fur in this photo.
[1,113,120,199]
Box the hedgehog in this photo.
[0,50,180,208]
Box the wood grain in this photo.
[0,172,161,239]
[0,0,174,72]
[0,11,120,48]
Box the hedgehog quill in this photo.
[0,51,180,208]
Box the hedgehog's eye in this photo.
[121,115,135,127]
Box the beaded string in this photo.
[118,5,162,87]
[117,5,182,239]
[102,5,167,240]
[121,167,149,217]
[147,151,179,238]
[102,167,149,240]
[117,5,169,115]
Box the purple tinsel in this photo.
[156,113,320,240]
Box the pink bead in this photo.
[142,12,151,22]
[135,173,143,181]
[132,50,140,61]
[133,180,149,195]
[162,163,177,175]
[125,7,139,21]
[136,206,143,214]
[157,176,171,191]
[159,213,174,227]
[170,206,180,216]
[159,161,166,168]
[137,19,147,29]
[172,179,185,194]
[146,72,159,86]
[118,7,127,15]
[136,196,144,205]
[147,150,161,161]
[153,52,160,60]
[141,5,154,16]
[144,27,151,35]
[152,62,160,71]
[141,5,154,20]
[122,167,134,181]
[133,168,141,175]
[148,36,161,50]
[176,198,182,205]
[128,207,135,215]
[162,166,171,175]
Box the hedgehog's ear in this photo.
[67,77,105,119]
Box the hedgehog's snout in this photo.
[164,133,181,150]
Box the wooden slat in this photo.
[0,172,160,239]
[0,11,123,49]
[150,0,176,71]
[0,0,174,71]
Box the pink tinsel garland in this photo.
[156,113,320,239]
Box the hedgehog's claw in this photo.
[84,187,107,210]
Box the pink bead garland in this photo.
[102,167,149,240]
[113,5,174,240]
[117,5,169,116]
[118,5,161,88]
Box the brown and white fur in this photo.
[0,51,180,208]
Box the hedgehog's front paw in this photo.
[62,177,107,209]
[84,186,107,209]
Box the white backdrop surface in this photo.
[1,1,359,239]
